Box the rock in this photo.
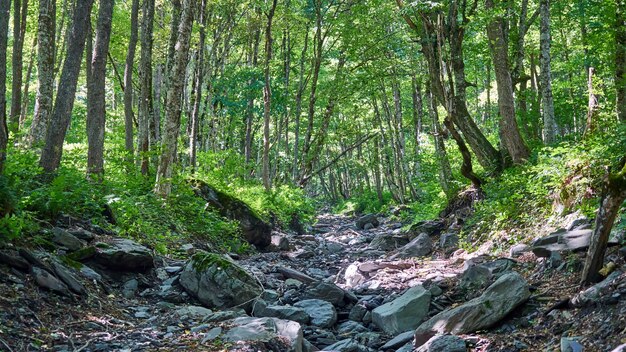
[509,244,531,258]
[191,179,271,248]
[560,336,583,352]
[414,272,530,347]
[31,267,69,295]
[323,241,344,254]
[294,299,337,328]
[440,233,459,250]
[272,234,290,251]
[79,265,102,281]
[175,306,214,320]
[349,303,367,322]
[363,223,374,231]
[532,228,620,257]
[345,263,367,287]
[0,250,30,270]
[202,327,223,342]
[123,279,139,298]
[67,227,96,242]
[416,335,467,352]
[51,228,84,251]
[410,220,445,237]
[356,214,379,230]
[392,233,432,259]
[305,282,345,305]
[261,289,280,302]
[570,270,622,307]
[369,234,409,251]
[179,252,262,310]
[51,260,86,295]
[459,265,492,292]
[372,285,431,335]
[223,317,303,352]
[380,330,415,350]
[253,300,310,324]
[337,321,369,335]
[322,339,372,351]
[276,266,317,284]
[94,239,153,271]
[611,344,626,352]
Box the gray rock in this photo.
[294,299,337,328]
[416,335,467,352]
[324,241,344,254]
[175,306,214,320]
[0,250,30,270]
[372,285,431,335]
[396,342,414,352]
[205,310,246,323]
[611,344,626,352]
[79,265,102,281]
[459,265,492,292]
[179,252,262,309]
[570,270,622,307]
[440,233,459,250]
[392,233,432,259]
[31,267,69,295]
[509,244,531,257]
[560,337,583,352]
[532,228,620,257]
[123,279,139,298]
[253,300,310,324]
[362,311,372,324]
[51,228,84,251]
[223,317,303,352]
[67,227,96,242]
[381,330,414,350]
[368,234,409,251]
[165,266,183,274]
[272,234,290,251]
[349,304,367,322]
[337,321,369,336]
[261,289,280,302]
[305,282,345,305]
[356,214,379,230]
[94,239,153,271]
[51,261,86,295]
[414,272,530,347]
[201,327,222,342]
[363,223,374,231]
[344,263,367,287]
[322,339,372,351]
[410,220,445,237]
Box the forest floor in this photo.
[1,207,626,351]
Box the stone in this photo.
[349,304,367,322]
[0,250,30,270]
[223,317,303,352]
[31,267,69,295]
[305,281,345,305]
[201,327,222,342]
[560,337,583,352]
[356,214,380,230]
[611,344,626,352]
[509,244,531,258]
[368,234,409,251]
[410,220,445,237]
[372,285,431,335]
[94,239,153,271]
[380,330,415,350]
[79,265,102,281]
[67,227,96,242]
[414,272,530,347]
[175,306,214,319]
[191,179,272,248]
[570,270,622,307]
[363,223,374,231]
[165,266,183,274]
[261,289,280,302]
[51,260,86,295]
[294,299,337,328]
[253,300,310,324]
[440,233,459,250]
[179,252,262,310]
[272,234,290,251]
[123,279,139,298]
[337,321,369,336]
[532,228,620,257]
[324,241,344,254]
[322,339,372,351]
[392,233,432,259]
[459,265,492,291]
[416,335,467,352]
[345,263,367,287]
[51,228,84,251]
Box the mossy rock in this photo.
[67,246,97,262]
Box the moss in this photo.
[191,252,248,279]
[60,256,83,270]
[67,246,96,262]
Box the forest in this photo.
[0,0,626,351]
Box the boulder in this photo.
[304,281,345,305]
[372,285,431,335]
[380,330,415,350]
[253,300,310,324]
[410,220,445,237]
[414,272,530,347]
[416,335,467,352]
[94,239,153,271]
[0,250,30,270]
[293,299,337,328]
[175,306,214,320]
[179,252,262,310]
[51,227,84,251]
[223,317,303,352]
[322,339,373,352]
[51,260,86,295]
[31,267,69,295]
[190,179,271,248]
[356,214,379,230]
[67,226,96,242]
[369,234,409,251]
[392,233,432,259]
[344,263,367,287]
[271,234,290,251]
[532,228,620,257]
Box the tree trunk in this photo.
[428,88,453,198]
[19,37,36,129]
[262,0,278,192]
[190,0,207,174]
[39,0,95,174]
[154,0,194,197]
[303,2,323,159]
[443,116,483,189]
[486,0,530,165]
[30,0,56,147]
[86,0,114,180]
[123,0,139,164]
[584,66,599,136]
[581,160,626,284]
[138,0,155,175]
[292,26,309,182]
[9,0,28,133]
[540,0,557,143]
[411,75,423,175]
[0,0,10,173]
[617,0,626,122]
[244,18,260,165]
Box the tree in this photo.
[154,0,195,197]
[189,0,207,174]
[9,0,28,133]
[262,0,278,191]
[30,0,56,147]
[0,0,10,173]
[616,0,626,122]
[540,0,557,143]
[138,0,155,175]
[123,0,139,164]
[39,0,95,174]
[86,0,114,180]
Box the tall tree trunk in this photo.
[9,0,28,133]
[244,16,260,164]
[39,0,95,174]
[86,0,114,180]
[292,26,309,182]
[584,66,599,136]
[138,0,155,175]
[303,2,323,159]
[190,0,207,174]
[20,37,36,129]
[262,0,278,191]
[411,75,424,175]
[123,0,139,164]
[615,0,625,122]
[30,0,56,147]
[0,0,10,173]
[540,0,557,143]
[428,87,453,198]
[486,0,530,165]
[154,0,194,197]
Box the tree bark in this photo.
[244,16,260,165]
[292,26,309,182]
[486,0,530,165]
[581,160,626,284]
[0,0,10,173]
[428,87,453,198]
[9,0,28,133]
[443,117,483,189]
[615,0,625,122]
[190,0,207,174]
[584,66,599,137]
[86,0,114,180]
[540,0,557,143]
[19,37,36,129]
[30,0,56,147]
[154,0,195,197]
[262,0,278,192]
[123,0,139,164]
[138,0,155,175]
[39,0,95,174]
